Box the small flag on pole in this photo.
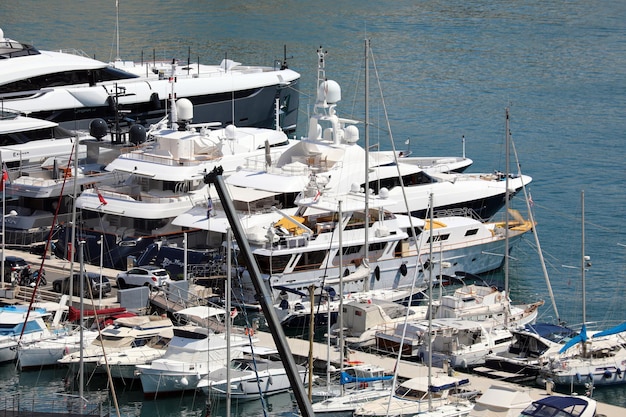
[0,165,8,192]
[95,185,107,205]
[313,189,321,202]
[528,193,534,207]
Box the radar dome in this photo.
[225,124,236,139]
[176,98,194,121]
[344,125,359,143]
[379,187,389,199]
[129,124,147,145]
[89,118,108,140]
[317,80,341,104]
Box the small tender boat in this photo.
[198,346,308,401]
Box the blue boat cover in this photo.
[559,324,588,353]
[428,378,470,392]
[523,396,591,417]
[525,323,577,342]
[592,321,626,338]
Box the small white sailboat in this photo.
[539,191,626,387]
[198,346,308,401]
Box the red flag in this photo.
[95,185,107,205]
[0,167,7,192]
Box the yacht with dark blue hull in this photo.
[0,28,300,133]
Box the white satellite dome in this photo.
[225,124,237,138]
[317,80,341,104]
[344,125,359,143]
[176,98,194,121]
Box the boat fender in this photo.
[106,96,116,115]
[343,268,350,277]
[588,373,593,381]
[617,368,623,378]
[575,372,582,382]
[603,370,612,379]
[244,327,255,336]
[374,266,380,281]
[358,382,368,389]
[150,92,161,110]
[399,263,407,276]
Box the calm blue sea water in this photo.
[3,0,625,413]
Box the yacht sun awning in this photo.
[226,185,280,203]
[176,306,226,319]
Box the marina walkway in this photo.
[1,248,624,417]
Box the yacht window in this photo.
[0,125,74,146]
[366,171,434,192]
[428,234,449,243]
[464,229,479,236]
[369,242,386,252]
[294,250,327,270]
[0,67,138,94]
[342,245,362,256]
[254,254,292,274]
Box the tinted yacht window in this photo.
[0,67,139,94]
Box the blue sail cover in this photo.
[429,378,470,392]
[559,324,588,353]
[592,321,626,338]
[340,371,393,385]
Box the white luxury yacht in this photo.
[0,28,300,133]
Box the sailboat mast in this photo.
[225,229,232,417]
[115,0,120,61]
[581,190,586,324]
[427,193,433,412]
[338,200,345,396]
[504,108,510,327]
[78,241,85,401]
[363,38,370,291]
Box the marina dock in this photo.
[1,248,624,417]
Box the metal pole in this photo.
[1,171,5,289]
[79,240,85,402]
[225,229,232,417]
[99,236,103,308]
[206,170,314,417]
